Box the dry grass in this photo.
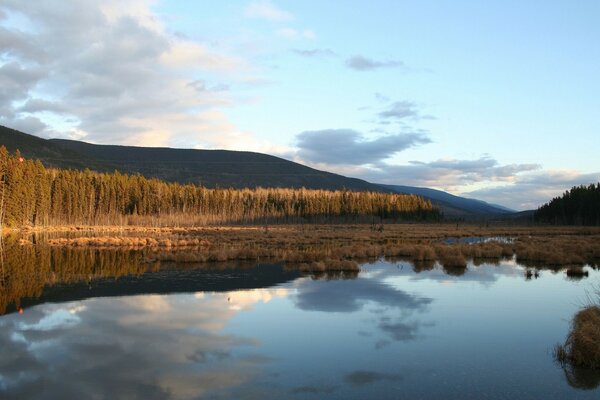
[434,245,467,268]
[27,224,600,268]
[47,236,211,248]
[555,306,600,369]
[294,260,360,273]
[514,235,600,267]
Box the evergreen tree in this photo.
[0,146,440,227]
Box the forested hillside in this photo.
[0,125,385,192]
[0,147,439,227]
[535,183,600,225]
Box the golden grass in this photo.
[555,306,600,369]
[434,245,467,268]
[47,236,211,248]
[28,224,600,268]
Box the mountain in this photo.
[1,125,519,215]
[0,125,384,191]
[0,125,92,170]
[380,184,515,217]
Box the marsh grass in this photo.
[555,305,600,369]
[47,236,211,248]
[35,224,600,269]
[3,223,600,315]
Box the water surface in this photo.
[1,258,599,399]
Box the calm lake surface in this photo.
[1,257,599,399]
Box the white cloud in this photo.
[0,0,263,149]
[465,170,600,210]
[245,0,293,22]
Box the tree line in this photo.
[0,146,440,227]
[535,183,600,225]
[0,241,150,314]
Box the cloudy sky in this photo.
[1,0,599,210]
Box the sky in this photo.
[0,0,599,210]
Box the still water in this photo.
[1,258,599,399]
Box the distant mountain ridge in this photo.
[381,184,515,217]
[0,124,517,216]
[0,125,384,192]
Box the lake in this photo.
[1,255,599,399]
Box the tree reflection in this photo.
[0,240,301,315]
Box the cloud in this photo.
[0,25,46,61]
[464,170,600,210]
[353,156,541,188]
[295,129,430,165]
[245,1,293,22]
[292,48,337,58]
[19,98,69,114]
[345,55,407,71]
[311,154,598,210]
[277,28,315,40]
[378,101,419,120]
[292,151,553,210]
[4,115,49,136]
[0,62,45,112]
[0,0,260,149]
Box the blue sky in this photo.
[0,0,599,209]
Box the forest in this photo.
[535,183,600,225]
[0,146,439,227]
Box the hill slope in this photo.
[381,184,515,217]
[0,125,384,191]
[0,125,92,170]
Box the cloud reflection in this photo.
[294,278,431,313]
[0,287,288,399]
[345,370,405,386]
[293,272,434,345]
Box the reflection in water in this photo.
[1,243,600,399]
[0,243,152,314]
[0,241,594,316]
[294,278,431,313]
[0,288,287,399]
[561,364,600,390]
[344,370,405,386]
[442,265,467,276]
[0,241,303,315]
[293,271,434,345]
[442,236,514,245]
